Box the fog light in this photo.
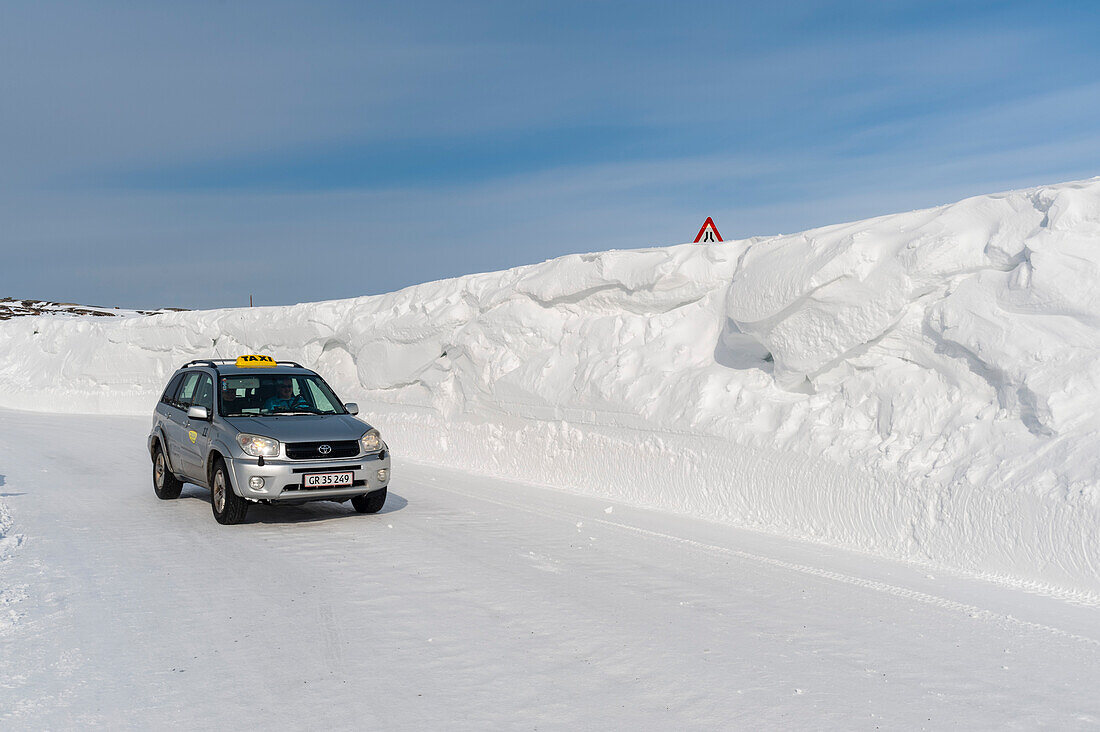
[376,468,389,483]
[249,476,265,490]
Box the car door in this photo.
[179,372,215,479]
[165,371,202,479]
[155,373,185,469]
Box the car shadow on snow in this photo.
[177,484,408,524]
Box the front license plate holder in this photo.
[303,471,353,489]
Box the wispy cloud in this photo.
[1,0,1099,307]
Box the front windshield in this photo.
[219,374,347,417]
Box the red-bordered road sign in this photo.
[694,217,723,243]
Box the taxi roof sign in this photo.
[235,355,277,368]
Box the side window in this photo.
[194,374,214,412]
[176,372,202,408]
[161,373,184,405]
[305,380,336,412]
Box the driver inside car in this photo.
[262,379,310,413]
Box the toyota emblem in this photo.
[318,444,332,455]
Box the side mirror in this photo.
[188,405,210,421]
[344,402,359,415]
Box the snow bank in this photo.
[4,178,1100,595]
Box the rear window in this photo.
[161,373,184,405]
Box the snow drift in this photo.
[4,178,1100,596]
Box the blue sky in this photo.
[2,0,1099,309]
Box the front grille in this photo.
[285,440,360,460]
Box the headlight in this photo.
[361,429,381,453]
[237,433,280,458]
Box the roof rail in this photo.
[179,358,306,370]
[179,358,237,370]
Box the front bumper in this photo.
[225,450,390,503]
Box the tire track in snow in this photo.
[423,478,1100,649]
[0,492,28,638]
[593,519,1100,648]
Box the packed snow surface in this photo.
[4,178,1100,594]
[4,411,1100,728]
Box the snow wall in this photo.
[4,177,1100,597]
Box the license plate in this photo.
[303,471,353,489]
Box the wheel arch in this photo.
[149,429,174,471]
[206,448,226,484]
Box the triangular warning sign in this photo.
[693,217,723,243]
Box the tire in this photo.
[152,445,184,500]
[211,458,248,525]
[351,487,387,514]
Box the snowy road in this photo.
[3,410,1100,729]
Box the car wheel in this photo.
[211,458,248,525]
[153,445,184,500]
[351,487,387,514]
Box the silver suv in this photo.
[148,357,391,524]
